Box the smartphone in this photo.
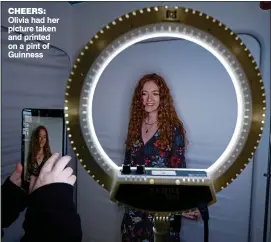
[21,108,67,191]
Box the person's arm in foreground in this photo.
[170,125,201,221]
[1,163,28,236]
[21,153,82,242]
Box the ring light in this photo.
[65,6,266,214]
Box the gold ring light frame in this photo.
[65,6,266,210]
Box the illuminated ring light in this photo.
[65,6,266,196]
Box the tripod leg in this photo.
[153,216,170,242]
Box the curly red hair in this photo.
[126,73,186,150]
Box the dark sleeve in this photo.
[1,177,28,231]
[169,126,186,231]
[123,148,131,165]
[21,183,82,242]
[168,125,186,168]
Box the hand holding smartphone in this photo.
[21,108,66,191]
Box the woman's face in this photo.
[38,129,47,148]
[142,81,160,113]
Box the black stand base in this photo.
[198,203,209,242]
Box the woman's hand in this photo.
[9,163,23,187]
[182,209,201,221]
[29,153,76,194]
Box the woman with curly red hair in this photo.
[121,73,200,242]
[26,126,52,181]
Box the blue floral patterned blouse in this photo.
[121,125,186,242]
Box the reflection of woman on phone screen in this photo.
[121,73,200,242]
[27,126,52,179]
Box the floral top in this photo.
[123,126,186,169]
[121,125,186,241]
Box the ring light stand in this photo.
[64,6,266,242]
[263,129,271,242]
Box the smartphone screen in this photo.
[21,108,66,190]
